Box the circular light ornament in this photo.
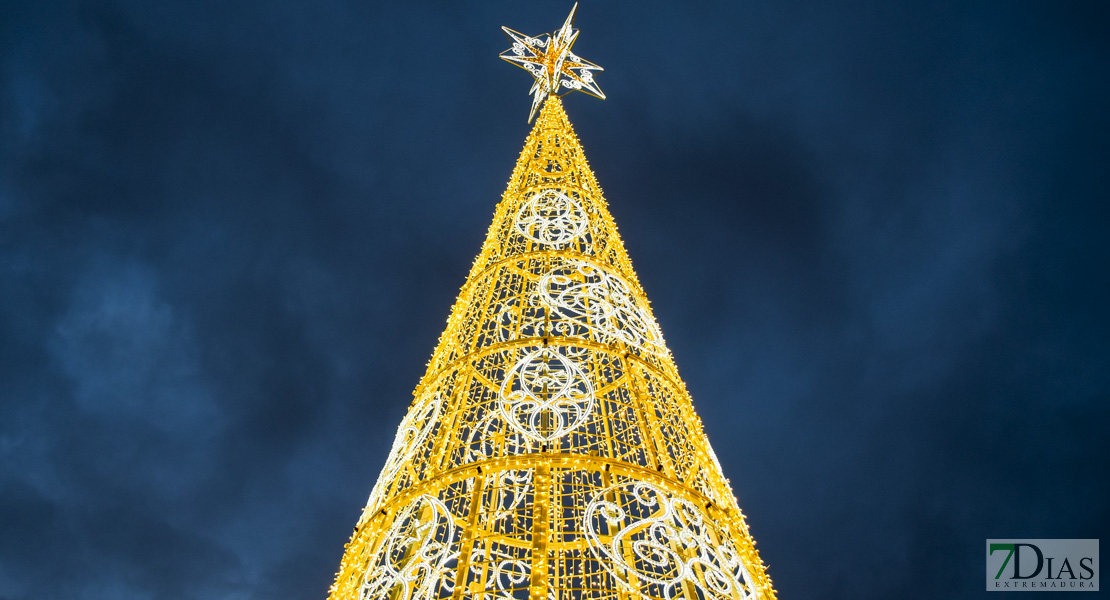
[514,189,588,247]
[498,347,595,442]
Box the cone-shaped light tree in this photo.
[328,6,776,600]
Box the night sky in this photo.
[1,1,1107,598]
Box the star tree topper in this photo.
[500,3,605,122]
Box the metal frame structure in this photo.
[328,8,776,600]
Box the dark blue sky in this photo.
[1,1,1107,598]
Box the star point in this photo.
[500,3,605,122]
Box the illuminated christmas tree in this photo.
[328,6,776,599]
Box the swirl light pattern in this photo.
[540,258,667,353]
[362,393,443,517]
[359,495,459,600]
[461,546,530,599]
[585,482,757,600]
[327,13,777,597]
